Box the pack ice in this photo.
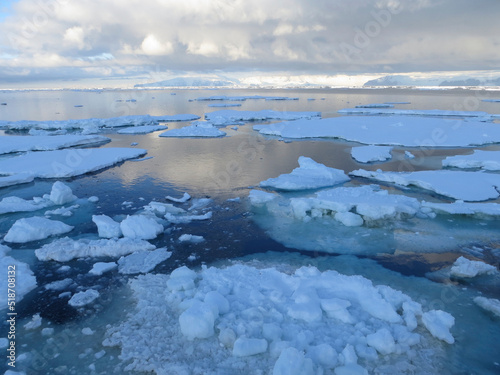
[159,121,226,138]
[103,263,455,374]
[443,150,500,171]
[205,109,320,126]
[0,135,109,154]
[254,116,500,147]
[351,146,393,163]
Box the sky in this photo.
[0,0,499,88]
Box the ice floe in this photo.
[35,237,156,262]
[254,116,500,147]
[166,192,191,203]
[117,125,168,134]
[179,234,205,243]
[208,103,242,108]
[89,262,117,276]
[159,121,226,138]
[351,145,393,163]
[442,150,500,171]
[337,108,495,119]
[117,248,172,274]
[473,297,500,318]
[92,215,122,238]
[351,169,500,201]
[4,217,74,243]
[0,147,147,184]
[0,135,109,154]
[450,256,497,278]
[120,215,164,240]
[68,289,100,307]
[205,109,320,126]
[0,114,200,132]
[355,103,394,108]
[259,157,350,191]
[0,245,37,309]
[103,263,455,374]
[196,95,298,102]
[0,173,35,188]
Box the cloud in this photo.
[0,0,498,85]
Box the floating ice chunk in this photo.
[0,245,37,308]
[41,327,54,336]
[233,337,268,357]
[351,145,393,163]
[450,256,497,278]
[208,103,242,108]
[44,204,79,217]
[159,121,226,138]
[273,347,314,375]
[4,217,73,243]
[35,237,155,262]
[205,109,320,126]
[68,289,100,307]
[443,150,500,171]
[0,196,53,215]
[88,196,99,203]
[334,212,364,227]
[50,181,77,205]
[166,192,191,203]
[405,151,415,159]
[320,298,355,323]
[260,157,349,191]
[0,173,35,188]
[188,198,212,211]
[351,169,500,201]
[474,296,500,317]
[120,215,164,240]
[117,125,167,134]
[179,300,216,340]
[355,103,394,108]
[421,200,500,216]
[0,135,109,155]
[179,234,205,243]
[248,190,277,206]
[89,262,117,276]
[255,116,500,147]
[338,107,493,118]
[24,314,42,330]
[92,215,122,238]
[144,201,186,215]
[82,327,95,335]
[366,328,396,355]
[44,278,73,291]
[421,310,455,344]
[164,211,212,224]
[118,248,172,275]
[0,148,147,183]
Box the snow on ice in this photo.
[351,146,393,163]
[92,215,122,238]
[68,289,100,307]
[450,256,497,278]
[254,116,500,147]
[337,107,494,119]
[159,121,226,138]
[117,125,168,134]
[179,234,205,243]
[4,217,74,243]
[166,192,191,203]
[89,262,118,276]
[103,263,455,374]
[259,156,350,191]
[0,135,109,154]
[118,248,172,275]
[205,109,320,126]
[0,147,147,184]
[474,297,500,318]
[351,169,500,201]
[443,150,500,171]
[120,214,164,240]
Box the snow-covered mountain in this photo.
[134,77,238,88]
[364,74,500,87]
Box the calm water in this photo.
[1,88,500,374]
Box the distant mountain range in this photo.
[134,77,238,88]
[364,75,500,87]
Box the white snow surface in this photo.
[35,237,156,262]
[179,234,205,243]
[118,248,172,274]
[443,150,500,171]
[0,114,200,131]
[89,262,117,276]
[159,121,226,138]
[351,169,500,201]
[337,108,494,119]
[120,215,164,240]
[0,148,147,183]
[68,289,100,307]
[450,256,497,278]
[205,109,320,126]
[4,217,74,243]
[351,146,393,163]
[0,135,109,154]
[473,297,500,318]
[259,157,350,191]
[92,215,122,238]
[117,125,168,134]
[166,192,191,203]
[0,173,35,188]
[50,181,77,205]
[0,245,37,309]
[254,116,500,147]
[103,263,454,374]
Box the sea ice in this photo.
[0,135,109,154]
[35,237,156,262]
[450,256,497,278]
[337,107,494,118]
[68,289,100,307]
[0,173,35,188]
[179,234,205,243]
[24,313,42,330]
[351,169,500,201]
[255,116,500,147]
[208,103,242,108]
[159,121,226,138]
[104,263,454,374]
[50,181,77,205]
[443,150,500,171]
[118,248,172,274]
[89,262,118,276]
[421,200,500,216]
[205,109,320,126]
[0,245,37,309]
[92,215,122,238]
[0,148,147,183]
[473,297,500,318]
[355,103,394,108]
[120,215,164,240]
[44,204,79,217]
[351,145,393,163]
[259,156,350,191]
[4,217,74,243]
[166,192,191,203]
[117,125,168,134]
